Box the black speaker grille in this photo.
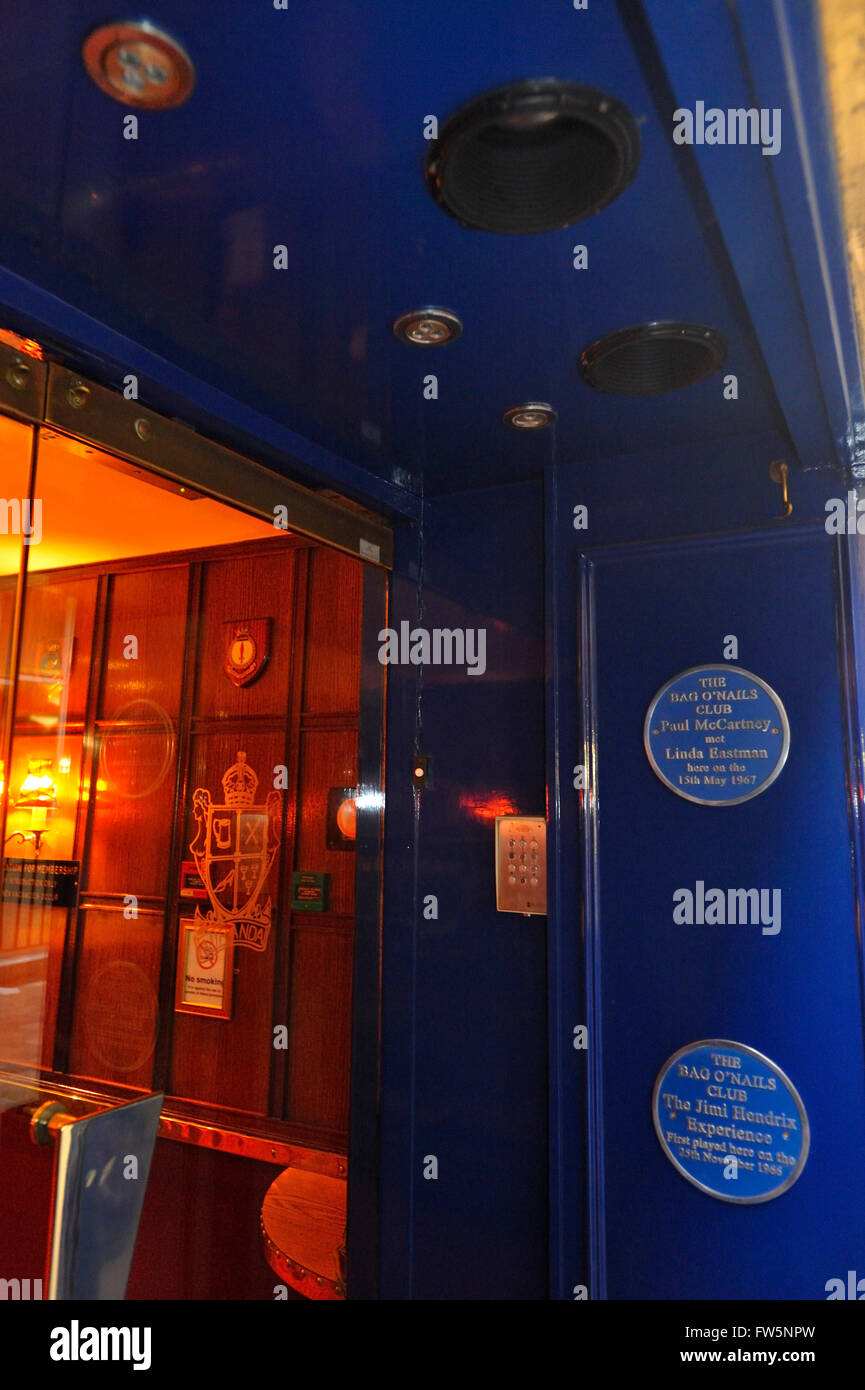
[579,323,727,394]
[426,80,640,234]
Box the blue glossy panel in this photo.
[0,0,840,497]
[573,528,865,1298]
[348,563,389,1299]
[0,263,419,517]
[638,0,838,470]
[380,482,547,1299]
[550,427,839,553]
[0,0,861,1308]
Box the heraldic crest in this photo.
[190,751,281,951]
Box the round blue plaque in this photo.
[644,664,789,805]
[653,1040,809,1203]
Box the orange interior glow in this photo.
[0,327,43,358]
[336,797,357,840]
[0,418,288,576]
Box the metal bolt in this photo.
[134,416,152,442]
[67,380,90,410]
[5,359,30,391]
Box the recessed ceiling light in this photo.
[503,402,557,429]
[392,308,463,345]
[579,322,727,394]
[426,79,640,234]
[82,21,195,109]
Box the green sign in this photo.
[291,871,329,912]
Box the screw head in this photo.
[5,359,31,391]
[134,416,152,442]
[67,381,90,410]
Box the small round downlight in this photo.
[425,79,640,234]
[502,402,557,429]
[579,322,727,394]
[392,307,463,346]
[82,20,195,109]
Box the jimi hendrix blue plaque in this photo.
[652,1040,809,1203]
[644,665,789,805]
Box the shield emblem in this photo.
[36,637,74,706]
[190,751,282,951]
[224,618,272,687]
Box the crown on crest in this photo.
[221,751,258,806]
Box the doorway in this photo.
[0,371,386,1299]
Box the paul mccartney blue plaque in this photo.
[644,664,789,805]
[653,1041,809,1203]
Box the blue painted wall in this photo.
[0,0,863,1306]
[546,435,865,1299]
[380,480,548,1299]
[373,422,865,1302]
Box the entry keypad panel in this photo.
[495,816,546,915]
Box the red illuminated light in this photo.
[458,793,518,822]
[336,797,357,840]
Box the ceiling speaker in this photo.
[579,322,727,394]
[425,79,640,234]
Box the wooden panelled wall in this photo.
[1,535,362,1152]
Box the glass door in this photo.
[0,409,57,1295]
[0,398,383,1300]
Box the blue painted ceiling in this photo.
[0,0,857,503]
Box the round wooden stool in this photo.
[260,1167,347,1300]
